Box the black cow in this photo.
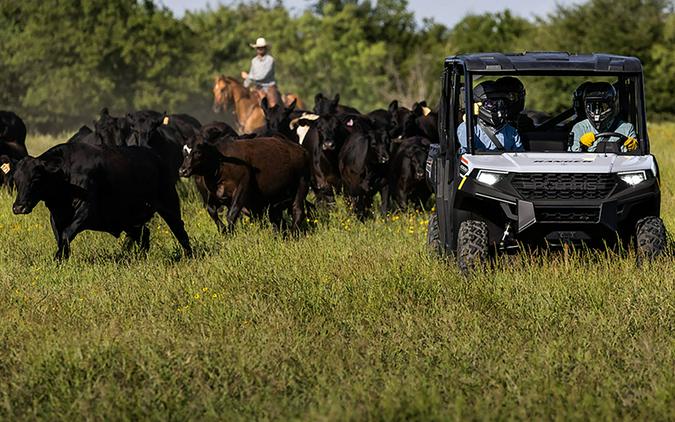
[295,112,355,203]
[314,93,360,115]
[66,126,94,144]
[259,98,299,142]
[388,137,432,211]
[339,128,390,219]
[185,121,238,149]
[1,154,16,190]
[12,143,192,260]
[93,108,132,146]
[387,101,417,141]
[126,112,185,180]
[0,111,28,158]
[412,102,439,142]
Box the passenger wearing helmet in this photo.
[496,76,534,131]
[569,82,637,152]
[457,81,523,154]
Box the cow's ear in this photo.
[100,107,109,117]
[332,94,340,105]
[412,102,424,116]
[388,100,399,114]
[314,93,324,104]
[261,97,269,113]
[287,99,297,112]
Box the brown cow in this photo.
[178,137,310,233]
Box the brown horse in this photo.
[212,76,265,134]
[212,75,304,134]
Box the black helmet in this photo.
[573,81,592,119]
[583,82,618,131]
[473,81,508,129]
[496,76,525,120]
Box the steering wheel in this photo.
[594,132,629,142]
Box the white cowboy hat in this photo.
[250,37,268,48]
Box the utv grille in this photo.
[512,173,616,200]
[536,207,600,223]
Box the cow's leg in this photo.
[379,181,390,215]
[124,225,150,252]
[194,176,209,206]
[157,187,192,257]
[225,174,251,232]
[268,205,284,231]
[53,204,91,261]
[206,197,227,234]
[291,176,309,232]
[139,225,150,251]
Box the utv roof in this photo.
[446,52,643,73]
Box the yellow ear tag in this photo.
[1,163,10,174]
[473,102,481,115]
[162,116,170,125]
[422,106,432,117]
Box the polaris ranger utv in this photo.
[426,52,667,270]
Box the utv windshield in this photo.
[457,73,647,155]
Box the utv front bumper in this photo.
[455,171,660,246]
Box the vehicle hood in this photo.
[462,152,658,176]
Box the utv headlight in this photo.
[618,171,647,186]
[476,170,506,186]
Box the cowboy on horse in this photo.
[240,37,282,108]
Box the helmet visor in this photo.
[481,98,506,112]
[586,99,613,122]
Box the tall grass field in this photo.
[1,124,674,420]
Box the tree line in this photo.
[0,0,673,133]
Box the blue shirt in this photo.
[457,121,523,154]
[569,119,636,152]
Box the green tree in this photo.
[649,12,675,115]
[0,0,201,131]
[449,10,534,54]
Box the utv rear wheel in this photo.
[427,212,442,255]
[457,220,489,273]
[636,216,667,263]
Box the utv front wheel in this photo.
[636,216,667,263]
[457,220,489,273]
[427,212,442,256]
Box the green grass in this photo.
[1,125,674,420]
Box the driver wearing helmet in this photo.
[569,82,637,152]
[496,76,534,131]
[457,81,523,154]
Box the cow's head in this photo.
[389,106,416,140]
[314,93,340,115]
[179,142,219,178]
[315,114,346,152]
[262,97,296,133]
[369,129,390,165]
[410,146,428,181]
[94,108,130,145]
[126,112,163,147]
[12,157,63,215]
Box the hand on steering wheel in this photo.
[596,132,639,152]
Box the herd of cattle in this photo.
[0,94,438,259]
